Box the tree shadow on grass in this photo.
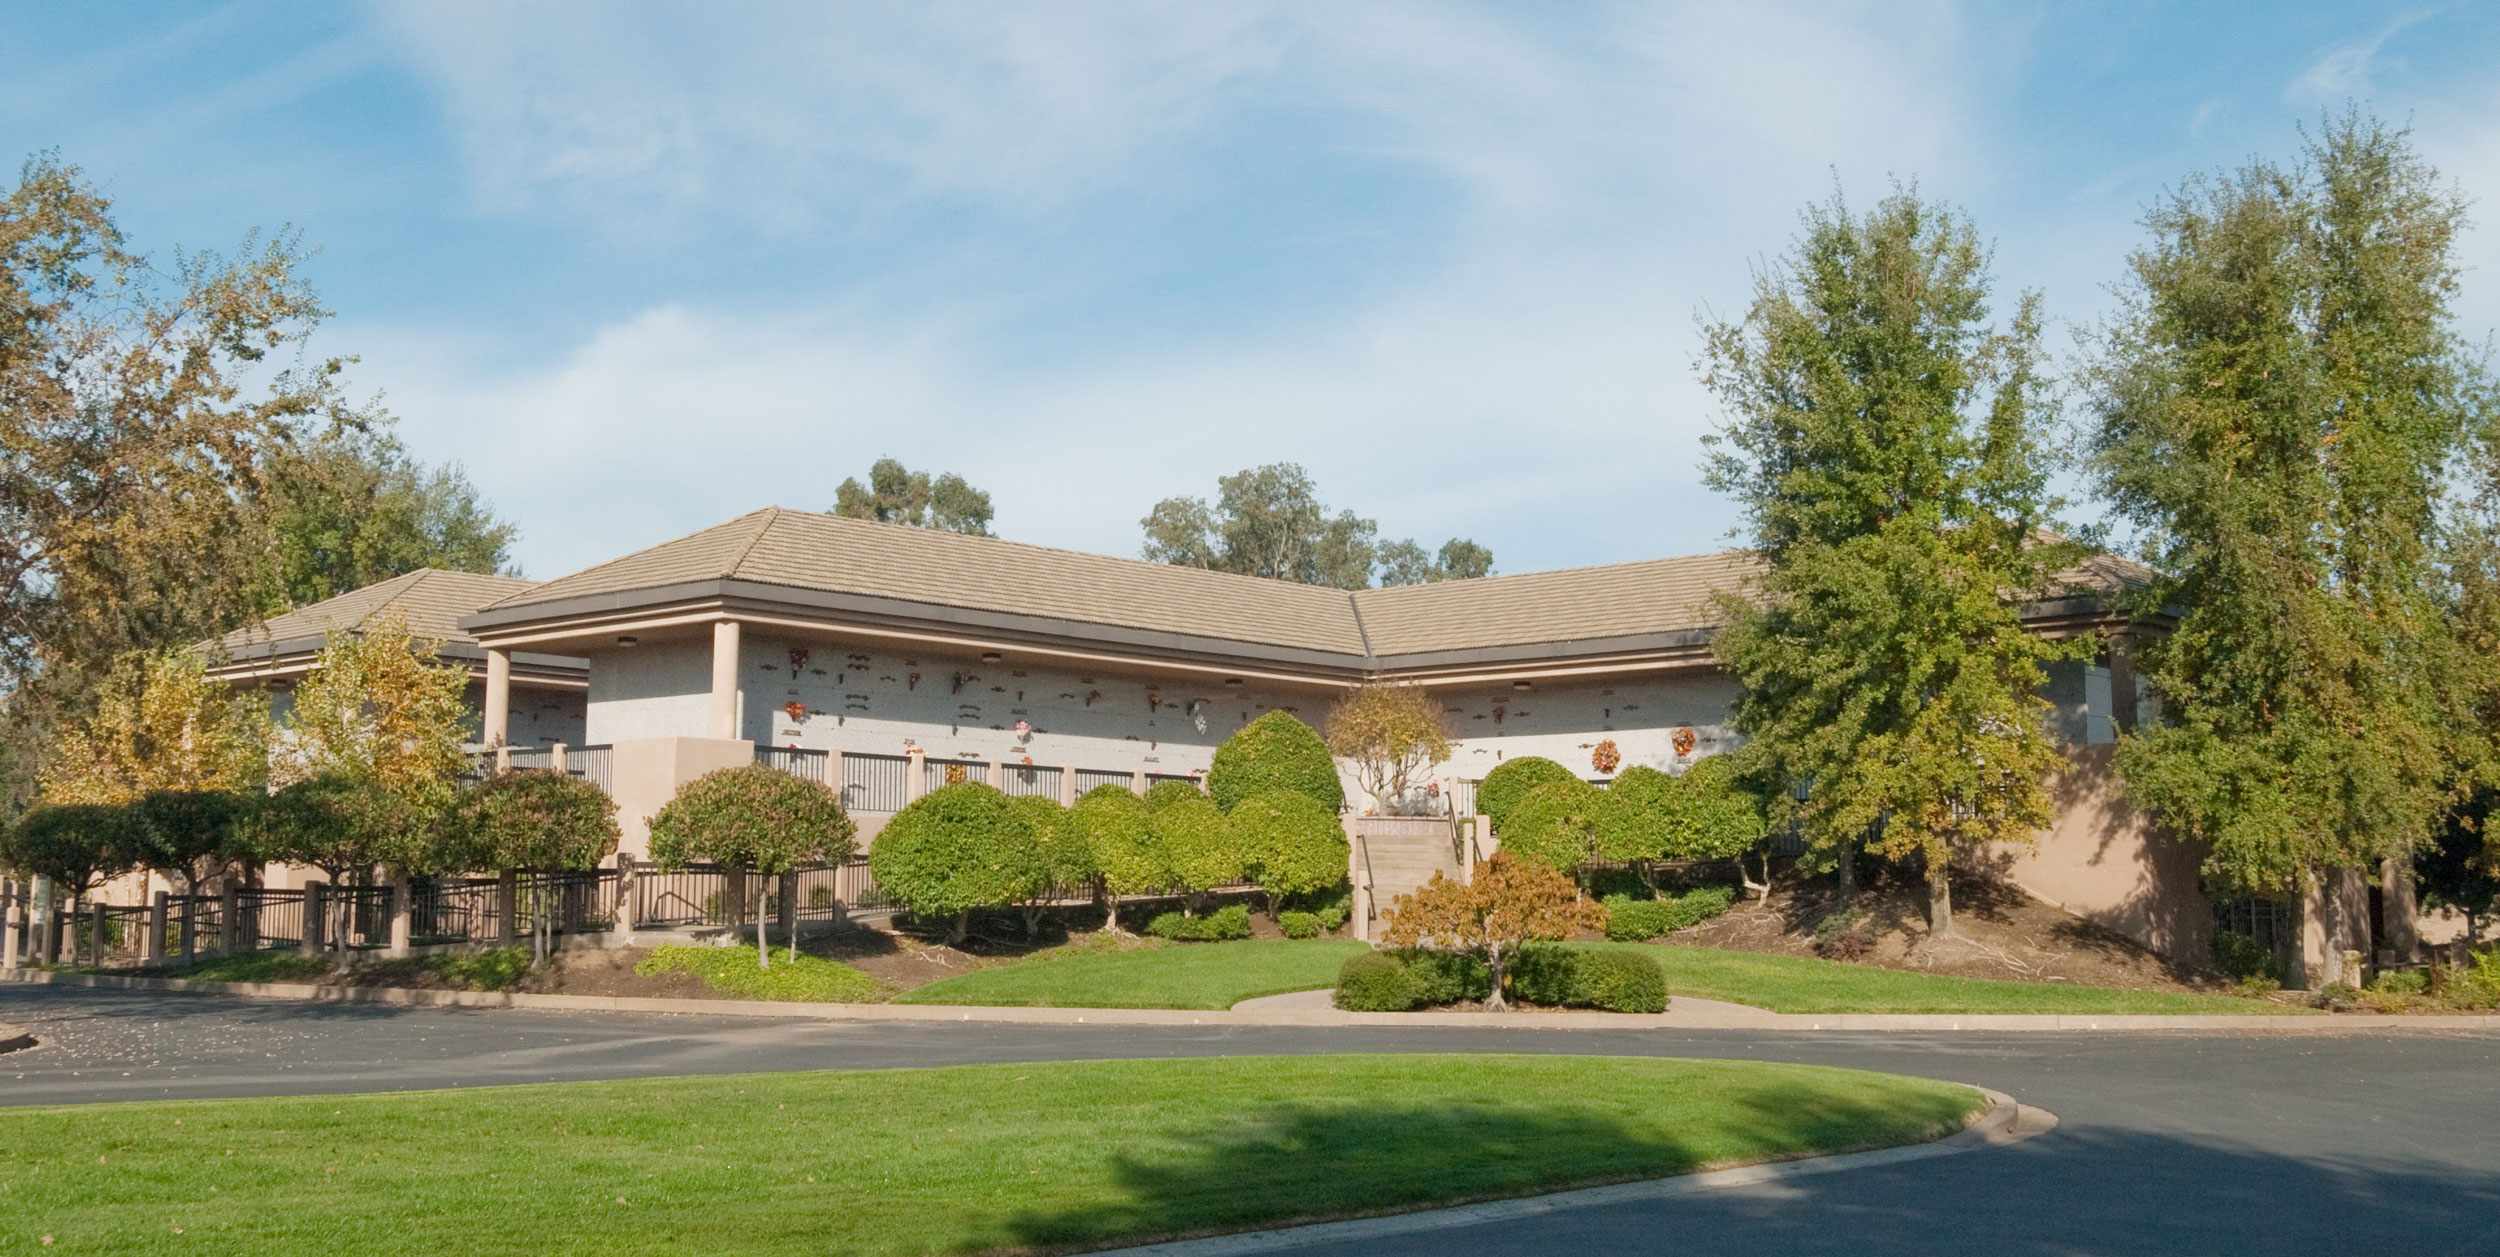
[1005,1076,1978,1252]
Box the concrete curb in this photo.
[8,968,2499,1032]
[1098,1087,2056,1255]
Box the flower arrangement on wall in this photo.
[783,701,808,723]
[1590,739,1621,774]
[1671,726,1697,756]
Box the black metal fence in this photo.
[844,753,909,812]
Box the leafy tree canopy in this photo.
[38,648,266,806]
[868,781,1037,944]
[1379,852,1606,1011]
[832,457,995,536]
[2086,113,2490,893]
[1208,710,1344,814]
[1474,757,1577,829]
[276,617,471,872]
[1703,182,2080,931]
[260,427,519,608]
[1324,683,1451,816]
[1140,462,1491,590]
[1,802,134,898]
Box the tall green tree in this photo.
[1141,462,1490,589]
[2085,116,2487,974]
[0,154,362,810]
[1703,185,2080,936]
[831,457,995,535]
[259,427,518,607]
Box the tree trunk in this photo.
[755,872,770,970]
[1103,895,1123,936]
[1928,860,1954,938]
[948,910,969,948]
[1737,853,1771,904]
[1483,946,1508,1012]
[1835,842,1857,906]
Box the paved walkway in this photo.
[6,984,2500,1254]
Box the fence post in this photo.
[179,894,197,961]
[1059,766,1077,806]
[826,748,844,794]
[497,870,519,946]
[904,749,927,803]
[0,878,17,972]
[985,760,1004,789]
[387,872,412,959]
[614,856,638,939]
[777,870,798,944]
[301,882,327,956]
[1130,770,1147,796]
[88,902,108,968]
[550,741,570,777]
[219,883,242,956]
[146,892,168,964]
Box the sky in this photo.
[7,2,2499,582]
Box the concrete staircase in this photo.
[1349,817,1474,940]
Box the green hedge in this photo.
[1142,778,1208,812]
[1208,711,1344,813]
[1333,952,1427,1011]
[1474,756,1577,828]
[1509,944,1669,1013]
[868,782,1037,924]
[1278,911,1322,939]
[1231,789,1348,904]
[1601,886,1738,941]
[1145,904,1252,941]
[1389,948,1491,1004]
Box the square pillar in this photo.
[483,647,513,749]
[1059,766,1077,807]
[146,892,168,964]
[985,760,1005,790]
[614,855,638,938]
[218,883,241,956]
[710,619,743,741]
[386,873,412,959]
[301,882,327,956]
[88,904,107,968]
[905,749,928,803]
[29,878,53,966]
[1130,770,1147,796]
[0,878,19,971]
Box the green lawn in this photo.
[897,938,1369,1008]
[0,1055,1982,1256]
[1636,942,2303,1015]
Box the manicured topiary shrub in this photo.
[1497,778,1612,883]
[1474,756,1577,829]
[1333,951,1426,1011]
[1072,784,1163,933]
[1388,948,1491,1004]
[1278,910,1322,939]
[1208,711,1344,814]
[1660,885,1736,931]
[1599,765,1678,864]
[868,782,1038,945]
[1230,788,1349,914]
[1151,795,1243,894]
[1602,895,1673,941]
[1145,903,1252,941]
[1315,904,1348,933]
[455,769,623,966]
[649,763,857,965]
[1573,949,1669,1013]
[1142,778,1207,812]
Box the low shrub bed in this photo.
[1602,886,1738,941]
[1334,945,1668,1013]
[634,944,895,1003]
[1145,904,1252,941]
[170,953,336,984]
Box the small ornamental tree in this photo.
[248,773,411,954]
[1597,765,1678,873]
[454,770,621,967]
[1007,795,1089,937]
[1073,784,1162,933]
[273,618,473,888]
[1208,711,1344,814]
[1151,794,1241,910]
[1474,757,1577,829]
[128,789,252,896]
[1660,756,1771,900]
[38,649,267,805]
[1497,779,1613,892]
[1324,683,1452,815]
[1230,789,1349,916]
[1142,778,1206,813]
[1380,852,1608,1011]
[868,782,1037,946]
[2,803,134,908]
[649,764,857,967]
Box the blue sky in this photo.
[8,2,2498,581]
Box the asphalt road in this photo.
[5,984,2500,1255]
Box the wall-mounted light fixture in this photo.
[980,651,1004,664]
[1224,677,1245,687]
[1511,679,1532,691]
[616,634,639,647]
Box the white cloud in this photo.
[2287,10,2433,104]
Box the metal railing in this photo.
[236,887,304,950]
[756,745,830,783]
[1073,768,1133,797]
[568,744,612,792]
[924,758,985,792]
[843,753,909,812]
[1001,763,1063,800]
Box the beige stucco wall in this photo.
[1988,743,2212,962]
[608,736,757,860]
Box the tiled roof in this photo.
[476,507,2149,663]
[211,569,542,656]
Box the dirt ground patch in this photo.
[1671,871,2226,993]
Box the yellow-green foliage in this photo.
[1475,757,1577,828]
[635,944,894,1003]
[1152,795,1241,893]
[1209,711,1343,813]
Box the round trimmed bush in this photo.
[1333,951,1426,1011]
[1497,778,1612,879]
[1389,948,1491,1004]
[1008,794,1093,892]
[1151,795,1242,893]
[1574,949,1669,1013]
[1142,778,1207,812]
[649,763,856,872]
[455,769,619,873]
[1278,910,1322,939]
[1208,711,1343,814]
[1602,894,1674,942]
[1475,756,1577,828]
[1600,765,1676,863]
[868,782,1038,942]
[1230,789,1349,907]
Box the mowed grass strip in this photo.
[1634,943,2306,1015]
[897,938,1369,1008]
[0,1055,1982,1257]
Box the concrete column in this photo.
[146,892,168,964]
[1059,766,1077,807]
[29,877,53,965]
[496,870,520,946]
[301,882,327,956]
[483,647,513,748]
[985,760,1005,790]
[904,749,928,803]
[386,872,412,959]
[218,883,241,956]
[1130,770,1147,796]
[826,749,845,801]
[709,619,743,740]
[614,855,638,938]
[2380,857,2421,965]
[0,878,18,971]
[550,741,570,777]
